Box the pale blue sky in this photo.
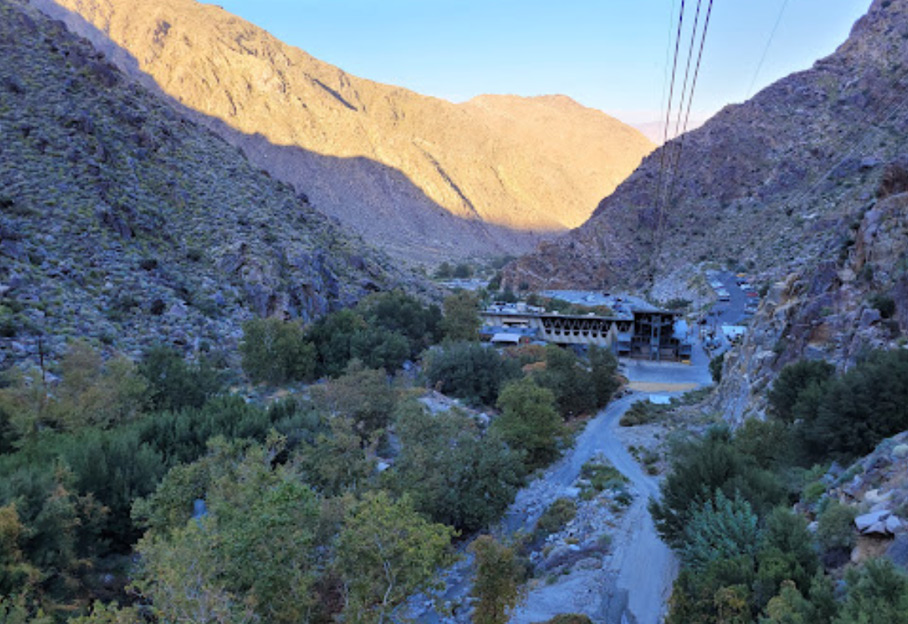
[212,1,872,125]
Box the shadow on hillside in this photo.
[32,0,554,264]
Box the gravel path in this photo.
[507,392,678,624]
[413,354,710,624]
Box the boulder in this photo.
[865,488,888,505]
[855,509,891,532]
[575,557,602,571]
[860,307,882,328]
[892,444,908,459]
[863,521,890,536]
[886,515,904,534]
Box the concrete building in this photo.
[480,302,692,361]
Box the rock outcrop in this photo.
[34,0,653,265]
[715,167,908,422]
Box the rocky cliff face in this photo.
[716,161,908,422]
[0,0,414,369]
[503,0,908,295]
[33,0,653,265]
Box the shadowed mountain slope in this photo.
[35,0,653,265]
[503,0,908,295]
[0,0,418,368]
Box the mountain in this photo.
[717,160,908,421]
[502,0,908,298]
[631,118,707,145]
[0,0,417,369]
[33,0,654,266]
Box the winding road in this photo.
[509,352,711,624]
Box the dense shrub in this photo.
[650,427,785,548]
[534,497,577,538]
[619,400,665,426]
[767,359,835,423]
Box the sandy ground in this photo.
[626,381,698,393]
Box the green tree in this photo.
[441,291,481,341]
[350,326,410,372]
[434,262,453,279]
[469,535,524,624]
[53,340,147,429]
[356,290,442,356]
[767,360,835,423]
[423,342,520,406]
[240,317,315,384]
[336,491,455,623]
[307,309,367,378]
[70,602,145,624]
[762,507,818,584]
[61,427,166,547]
[453,263,473,279]
[493,378,562,471]
[762,580,813,624]
[589,346,619,407]
[298,415,377,496]
[134,439,321,624]
[311,362,397,438]
[0,504,39,599]
[680,490,760,571]
[139,345,224,412]
[800,350,908,460]
[533,345,596,418]
[391,402,524,532]
[710,353,724,384]
[650,427,785,548]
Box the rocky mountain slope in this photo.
[0,0,414,370]
[503,0,908,295]
[717,159,908,422]
[33,0,653,266]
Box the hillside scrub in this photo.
[658,351,908,621]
